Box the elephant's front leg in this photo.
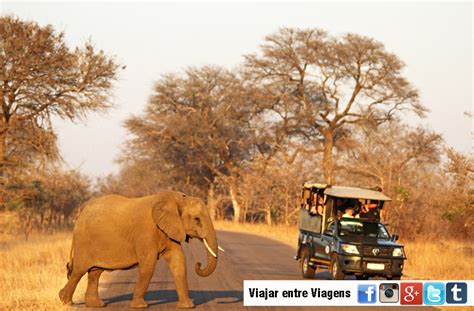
[130,252,158,308]
[163,242,195,309]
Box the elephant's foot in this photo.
[177,299,195,309]
[130,299,148,308]
[85,297,106,308]
[58,288,73,305]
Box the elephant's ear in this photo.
[152,192,186,242]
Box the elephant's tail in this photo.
[66,235,74,279]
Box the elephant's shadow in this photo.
[104,289,243,307]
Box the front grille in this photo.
[360,245,392,257]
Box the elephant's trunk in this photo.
[195,225,218,277]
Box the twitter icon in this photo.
[423,282,445,305]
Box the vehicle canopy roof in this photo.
[303,182,391,201]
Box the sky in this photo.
[2,1,472,178]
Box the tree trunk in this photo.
[284,185,289,225]
[207,183,216,221]
[48,206,54,227]
[265,203,272,225]
[322,128,335,184]
[229,181,241,223]
[0,126,6,204]
[241,197,247,224]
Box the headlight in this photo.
[341,244,359,254]
[392,247,404,257]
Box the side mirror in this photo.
[324,229,333,236]
[392,234,399,241]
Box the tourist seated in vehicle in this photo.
[359,201,380,222]
[309,194,324,216]
[342,207,355,218]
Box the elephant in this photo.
[58,190,219,308]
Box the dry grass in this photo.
[214,220,474,280]
[403,240,474,280]
[0,212,86,310]
[0,214,472,310]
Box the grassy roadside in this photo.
[214,220,474,280]
[0,212,86,310]
[1,214,472,310]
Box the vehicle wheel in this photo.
[387,276,401,280]
[356,275,369,280]
[300,247,316,279]
[330,254,345,280]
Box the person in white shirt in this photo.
[342,207,355,218]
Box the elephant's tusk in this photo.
[203,238,217,258]
[218,245,225,253]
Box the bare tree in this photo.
[341,120,442,193]
[0,16,120,201]
[123,66,260,222]
[244,27,425,183]
[338,120,443,233]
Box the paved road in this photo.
[77,231,439,310]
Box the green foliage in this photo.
[395,186,412,202]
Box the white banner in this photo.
[243,280,474,307]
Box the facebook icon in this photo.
[358,284,377,304]
[446,282,467,304]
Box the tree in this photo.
[341,120,442,193]
[8,179,49,240]
[244,27,425,184]
[0,16,120,200]
[123,66,260,221]
[6,167,91,238]
[442,149,473,236]
[45,168,91,226]
[338,120,444,235]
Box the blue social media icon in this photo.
[358,284,377,304]
[423,282,445,305]
[446,282,467,304]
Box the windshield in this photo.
[338,220,390,239]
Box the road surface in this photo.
[77,231,438,310]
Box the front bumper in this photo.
[338,254,404,277]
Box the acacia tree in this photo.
[244,28,425,183]
[338,120,443,233]
[0,16,120,200]
[124,66,260,221]
[341,120,442,193]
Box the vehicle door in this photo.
[314,221,335,263]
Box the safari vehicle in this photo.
[295,182,406,280]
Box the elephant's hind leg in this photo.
[85,268,105,307]
[59,266,87,305]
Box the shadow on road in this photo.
[104,289,243,307]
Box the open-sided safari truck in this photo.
[296,182,406,280]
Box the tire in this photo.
[300,247,316,279]
[387,276,401,280]
[330,254,345,280]
[356,275,369,280]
